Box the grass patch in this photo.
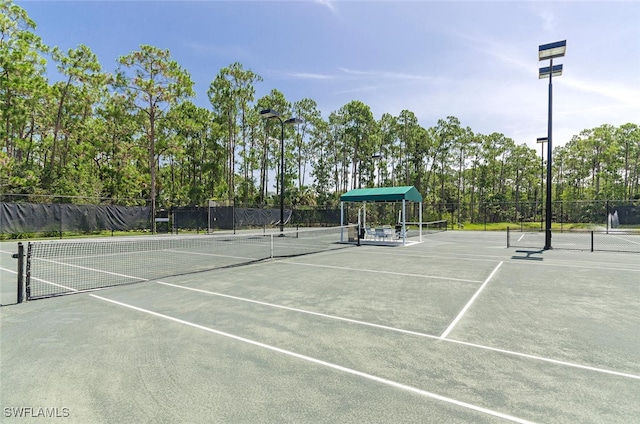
[456,222,603,231]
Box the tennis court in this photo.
[1,230,639,423]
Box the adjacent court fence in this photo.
[506,227,640,253]
[3,197,639,237]
[433,199,640,229]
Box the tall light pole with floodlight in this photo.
[371,153,382,187]
[539,40,566,250]
[260,109,303,233]
[536,137,548,230]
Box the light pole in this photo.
[371,153,382,187]
[539,40,566,250]
[260,109,303,233]
[536,137,548,231]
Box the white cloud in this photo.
[287,72,336,80]
[314,0,338,15]
[338,67,440,82]
[538,10,556,33]
[564,77,640,107]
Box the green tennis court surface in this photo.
[1,231,639,423]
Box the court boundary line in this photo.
[361,249,640,273]
[609,234,640,246]
[154,281,640,381]
[278,261,482,283]
[89,293,535,424]
[505,260,640,273]
[440,262,503,339]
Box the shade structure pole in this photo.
[340,201,344,242]
[419,202,423,242]
[402,199,406,246]
[363,202,367,230]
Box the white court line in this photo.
[156,281,442,338]
[361,250,502,263]
[507,260,640,273]
[31,276,77,292]
[165,249,257,261]
[517,233,525,242]
[27,258,144,295]
[0,266,17,274]
[444,337,640,380]
[279,261,481,283]
[440,262,504,339]
[155,281,640,380]
[90,293,535,424]
[35,258,147,281]
[351,248,640,272]
[609,234,640,245]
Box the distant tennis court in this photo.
[1,230,639,423]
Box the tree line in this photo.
[2,1,639,225]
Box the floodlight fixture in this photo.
[260,109,303,232]
[538,40,566,61]
[260,109,281,119]
[284,117,303,125]
[539,64,563,79]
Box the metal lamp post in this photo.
[539,40,566,250]
[260,109,303,233]
[536,137,548,230]
[371,153,382,187]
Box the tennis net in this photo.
[405,220,448,234]
[25,225,356,300]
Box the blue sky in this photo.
[18,0,640,150]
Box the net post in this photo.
[506,227,510,248]
[591,231,594,252]
[25,242,32,301]
[12,242,24,303]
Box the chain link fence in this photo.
[430,200,640,230]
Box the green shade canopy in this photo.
[340,186,422,203]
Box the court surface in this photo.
[1,231,639,423]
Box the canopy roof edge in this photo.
[339,186,422,203]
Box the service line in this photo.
[439,261,503,340]
[155,279,640,381]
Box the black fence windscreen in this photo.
[172,206,340,232]
[0,202,151,234]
